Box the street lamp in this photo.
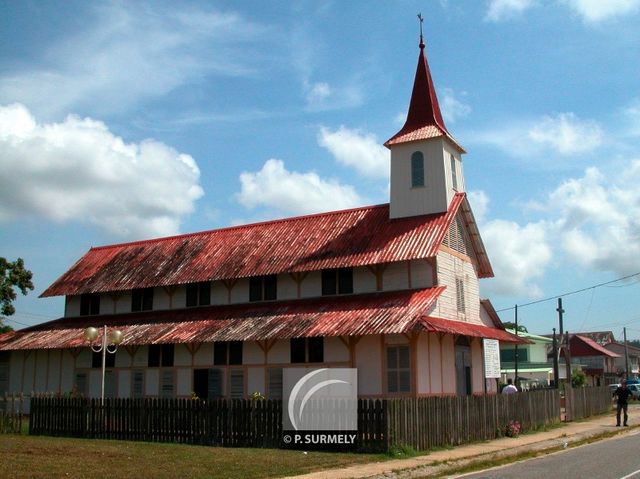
[84,325,124,403]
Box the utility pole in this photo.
[514,304,519,390]
[557,298,564,336]
[556,297,565,385]
[624,327,630,379]
[552,328,559,388]
[564,330,572,422]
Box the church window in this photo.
[411,151,425,187]
[249,275,277,302]
[321,268,353,295]
[450,154,458,191]
[132,288,153,312]
[80,293,100,316]
[186,281,211,307]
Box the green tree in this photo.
[1,257,34,319]
[503,322,528,333]
[0,324,13,334]
[571,369,587,388]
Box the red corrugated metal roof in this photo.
[421,316,530,344]
[561,335,620,358]
[2,288,445,350]
[42,193,492,297]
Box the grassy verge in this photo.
[0,434,386,479]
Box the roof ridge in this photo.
[90,203,391,251]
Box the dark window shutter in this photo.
[308,337,324,363]
[214,342,228,366]
[290,338,306,363]
[193,369,209,399]
[264,275,277,300]
[131,289,142,312]
[142,288,154,311]
[229,341,243,365]
[148,344,161,367]
[186,284,198,307]
[161,344,174,367]
[92,351,102,368]
[198,281,211,305]
[249,277,262,302]
[321,269,337,296]
[338,268,353,294]
[208,368,223,398]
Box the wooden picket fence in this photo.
[385,389,560,450]
[564,385,612,421]
[0,393,25,434]
[28,389,572,451]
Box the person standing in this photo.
[502,378,518,395]
[613,380,632,426]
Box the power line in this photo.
[495,271,640,313]
[0,316,32,328]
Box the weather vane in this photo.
[417,13,424,46]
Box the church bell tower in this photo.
[385,23,466,219]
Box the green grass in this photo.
[0,434,387,479]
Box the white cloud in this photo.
[471,112,603,163]
[236,159,362,216]
[0,3,267,119]
[440,88,471,124]
[561,0,640,22]
[482,219,552,297]
[468,190,489,223]
[303,80,363,111]
[528,113,603,155]
[473,190,552,297]
[485,0,537,21]
[0,103,203,238]
[318,126,389,179]
[306,82,332,106]
[546,163,640,275]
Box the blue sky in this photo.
[2,0,640,339]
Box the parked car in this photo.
[629,384,640,399]
[609,383,620,392]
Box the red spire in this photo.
[386,37,463,151]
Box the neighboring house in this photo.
[604,342,640,377]
[500,330,553,388]
[577,331,616,347]
[559,334,619,386]
[0,36,524,403]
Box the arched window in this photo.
[411,151,425,187]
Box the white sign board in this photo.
[483,339,501,378]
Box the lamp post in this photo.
[84,325,124,404]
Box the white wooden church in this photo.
[0,33,523,403]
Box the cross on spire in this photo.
[417,13,424,48]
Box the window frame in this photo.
[411,151,425,188]
[186,281,211,307]
[80,293,100,316]
[213,341,243,366]
[147,343,174,368]
[290,337,324,364]
[450,154,458,191]
[321,268,353,296]
[132,287,154,312]
[386,345,411,394]
[456,278,466,314]
[249,275,277,302]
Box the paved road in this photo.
[455,430,640,479]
